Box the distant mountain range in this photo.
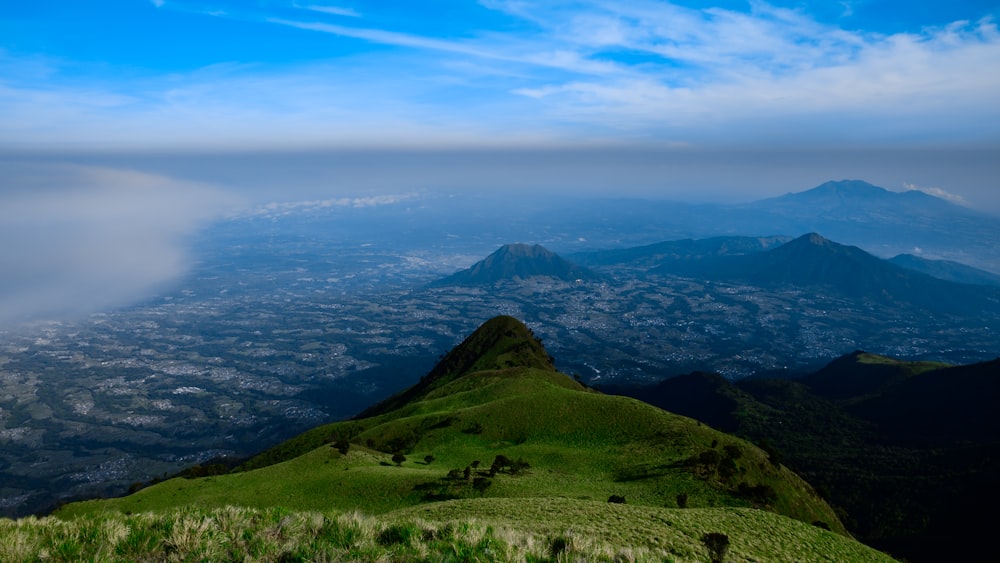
[454,233,1000,316]
[730,180,998,259]
[670,232,999,314]
[430,243,600,286]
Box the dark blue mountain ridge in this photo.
[569,235,791,268]
[649,233,1000,315]
[721,180,1000,271]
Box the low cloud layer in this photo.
[0,162,239,326]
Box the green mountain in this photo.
[431,243,600,286]
[49,316,892,561]
[607,352,1000,561]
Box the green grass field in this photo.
[58,368,841,531]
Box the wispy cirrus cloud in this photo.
[1,1,998,147]
[296,3,360,18]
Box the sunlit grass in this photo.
[2,501,895,562]
[855,352,950,374]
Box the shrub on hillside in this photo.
[702,532,730,563]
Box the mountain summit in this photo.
[754,179,967,220]
[358,315,555,416]
[773,179,939,206]
[432,243,599,286]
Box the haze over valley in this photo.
[2,179,998,519]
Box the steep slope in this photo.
[610,354,1000,562]
[355,315,555,417]
[58,317,858,558]
[431,243,599,286]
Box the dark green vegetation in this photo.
[47,317,893,561]
[606,351,1000,561]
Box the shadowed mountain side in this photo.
[843,357,1000,447]
[430,243,600,286]
[606,353,1000,562]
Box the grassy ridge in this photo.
[4,502,894,562]
[59,367,842,534]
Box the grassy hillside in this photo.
[45,316,891,560]
[58,366,841,530]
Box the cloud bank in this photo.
[0,163,239,326]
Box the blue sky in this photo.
[3,1,999,148]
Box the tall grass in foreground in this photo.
[0,506,676,562]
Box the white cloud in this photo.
[902,182,970,206]
[150,0,165,8]
[506,10,1000,141]
[298,4,361,18]
[0,163,240,326]
[1,2,998,147]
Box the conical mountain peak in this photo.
[357,316,556,417]
[425,315,554,380]
[432,243,599,286]
[495,243,555,258]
